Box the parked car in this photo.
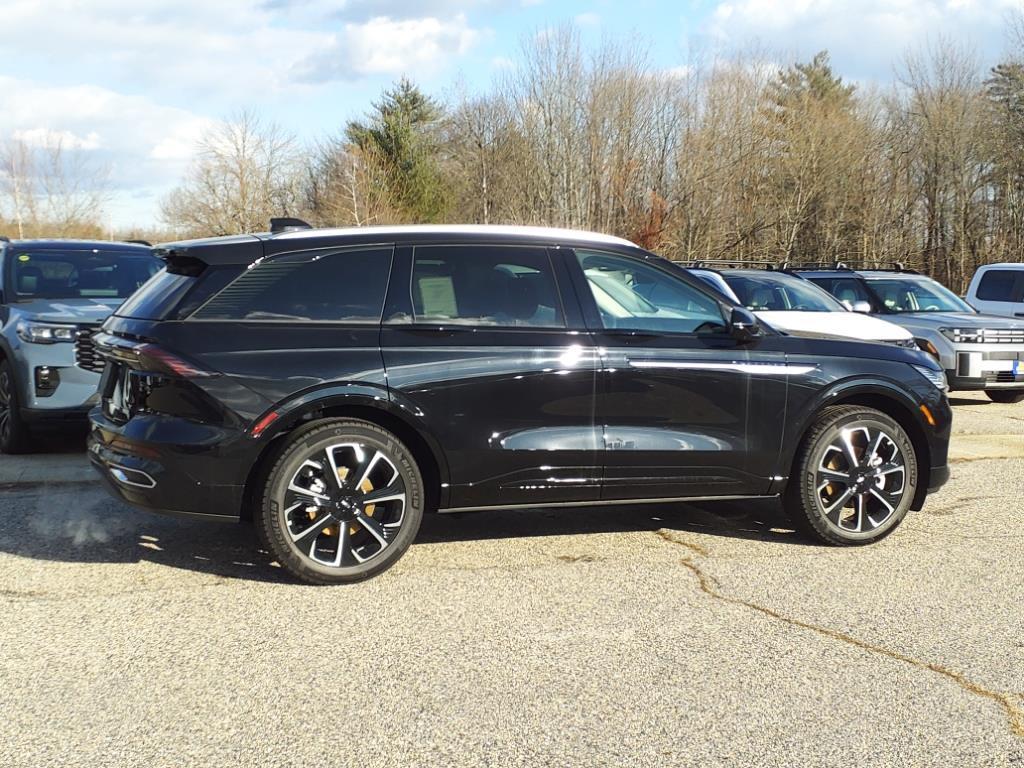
[790,265,1024,404]
[685,266,915,346]
[965,263,1024,319]
[88,224,951,584]
[0,238,161,452]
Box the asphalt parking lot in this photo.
[1,393,1023,767]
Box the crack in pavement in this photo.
[654,529,1024,739]
[0,578,235,604]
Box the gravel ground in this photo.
[0,392,1022,767]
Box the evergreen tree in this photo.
[345,78,449,222]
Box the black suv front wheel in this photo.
[258,419,424,584]
[785,405,918,545]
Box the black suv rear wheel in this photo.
[985,390,1024,404]
[785,405,918,545]
[257,419,424,584]
[0,360,33,454]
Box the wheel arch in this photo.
[781,382,933,511]
[239,391,448,522]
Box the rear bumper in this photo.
[87,408,251,520]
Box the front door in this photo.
[566,248,787,500]
[380,243,601,511]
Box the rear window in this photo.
[976,269,1024,303]
[117,269,196,319]
[193,247,393,322]
[9,249,161,300]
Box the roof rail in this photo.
[689,259,777,270]
[784,261,854,271]
[270,217,312,234]
[124,239,151,247]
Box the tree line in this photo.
[4,23,1024,290]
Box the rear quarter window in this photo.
[975,269,1024,303]
[192,247,394,322]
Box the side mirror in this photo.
[729,306,763,343]
[851,301,872,314]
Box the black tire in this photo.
[784,405,917,546]
[257,419,424,584]
[985,390,1024,404]
[0,359,33,454]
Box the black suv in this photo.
[88,224,951,584]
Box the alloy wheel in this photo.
[814,425,908,534]
[281,442,408,568]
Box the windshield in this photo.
[723,273,844,312]
[9,249,161,301]
[865,277,974,314]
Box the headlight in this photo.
[915,338,941,358]
[911,364,948,392]
[939,327,982,343]
[892,338,918,349]
[16,321,78,344]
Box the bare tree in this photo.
[0,133,108,238]
[161,111,304,236]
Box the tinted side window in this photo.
[194,247,393,321]
[576,250,725,333]
[976,270,1024,302]
[411,245,564,328]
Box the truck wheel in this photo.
[257,419,424,584]
[0,360,33,454]
[985,390,1024,404]
[785,405,917,545]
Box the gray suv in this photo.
[792,266,1024,404]
[0,238,160,452]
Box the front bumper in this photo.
[943,345,1024,392]
[88,408,251,520]
[928,464,950,493]
[9,333,104,412]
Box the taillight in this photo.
[93,332,215,378]
[133,344,215,378]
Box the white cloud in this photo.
[705,0,1018,78]
[0,76,216,226]
[12,128,103,151]
[294,14,483,81]
[575,12,601,26]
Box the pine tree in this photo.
[345,79,449,222]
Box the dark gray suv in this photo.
[0,238,160,452]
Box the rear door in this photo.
[566,248,789,500]
[380,242,601,511]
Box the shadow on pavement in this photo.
[0,481,810,586]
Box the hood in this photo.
[881,310,1024,332]
[755,311,913,342]
[12,297,124,325]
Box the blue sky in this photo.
[0,0,1018,229]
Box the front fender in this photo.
[773,375,933,490]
